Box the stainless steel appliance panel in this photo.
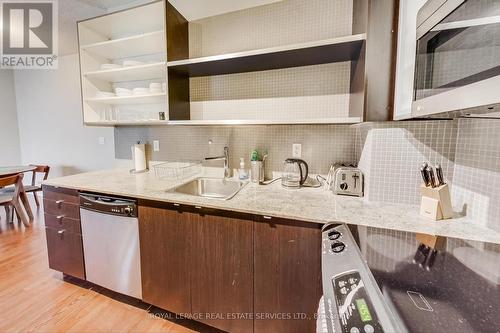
[80,194,142,299]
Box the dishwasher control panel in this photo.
[80,193,137,217]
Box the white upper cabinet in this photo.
[78,1,167,126]
[393,0,426,120]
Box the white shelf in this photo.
[85,120,169,126]
[81,31,165,59]
[84,62,166,82]
[167,118,362,125]
[86,93,166,105]
[84,117,361,126]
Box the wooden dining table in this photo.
[0,166,37,225]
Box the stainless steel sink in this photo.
[169,177,247,200]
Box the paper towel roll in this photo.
[132,144,147,172]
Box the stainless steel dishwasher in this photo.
[79,193,142,299]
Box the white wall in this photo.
[0,70,21,166]
[14,54,115,178]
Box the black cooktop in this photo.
[362,231,500,333]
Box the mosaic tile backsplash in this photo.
[115,118,500,231]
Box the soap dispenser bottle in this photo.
[239,158,249,180]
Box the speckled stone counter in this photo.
[43,169,500,245]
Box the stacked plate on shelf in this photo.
[132,87,150,96]
[95,91,115,98]
[115,87,133,97]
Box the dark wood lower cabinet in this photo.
[43,186,85,280]
[45,227,85,280]
[253,217,323,333]
[191,212,254,333]
[139,205,193,315]
[138,203,322,333]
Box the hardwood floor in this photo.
[0,199,219,333]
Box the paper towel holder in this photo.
[130,141,149,174]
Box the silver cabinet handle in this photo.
[55,200,65,205]
[56,215,65,224]
[195,206,202,210]
[263,216,272,220]
[173,203,180,207]
[58,229,66,236]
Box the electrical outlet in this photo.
[292,143,302,158]
[98,137,105,145]
[153,140,160,152]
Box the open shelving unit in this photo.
[78,0,396,126]
[78,1,168,125]
[163,0,395,125]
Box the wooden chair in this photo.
[0,174,30,227]
[26,165,50,207]
[1,165,50,207]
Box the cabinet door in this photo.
[191,212,254,333]
[139,205,193,314]
[45,227,85,280]
[254,217,322,333]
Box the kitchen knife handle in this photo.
[420,167,430,187]
[435,164,445,186]
[426,166,437,188]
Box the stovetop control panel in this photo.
[321,224,404,333]
[333,271,383,333]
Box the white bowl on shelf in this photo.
[133,87,150,95]
[95,91,115,98]
[149,83,162,91]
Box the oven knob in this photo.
[124,207,132,216]
[331,241,346,253]
[327,230,341,240]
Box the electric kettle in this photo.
[282,158,309,189]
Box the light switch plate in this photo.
[98,137,105,145]
[292,143,302,158]
[153,140,160,152]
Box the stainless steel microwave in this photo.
[412,0,500,117]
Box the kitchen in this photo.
[0,0,499,332]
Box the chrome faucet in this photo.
[205,146,231,179]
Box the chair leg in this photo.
[5,206,13,223]
[33,192,40,207]
[12,201,29,227]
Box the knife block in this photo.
[416,233,446,251]
[419,183,453,221]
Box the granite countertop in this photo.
[43,169,500,245]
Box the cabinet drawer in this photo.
[45,227,85,280]
[44,213,81,234]
[43,188,80,204]
[43,199,80,220]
